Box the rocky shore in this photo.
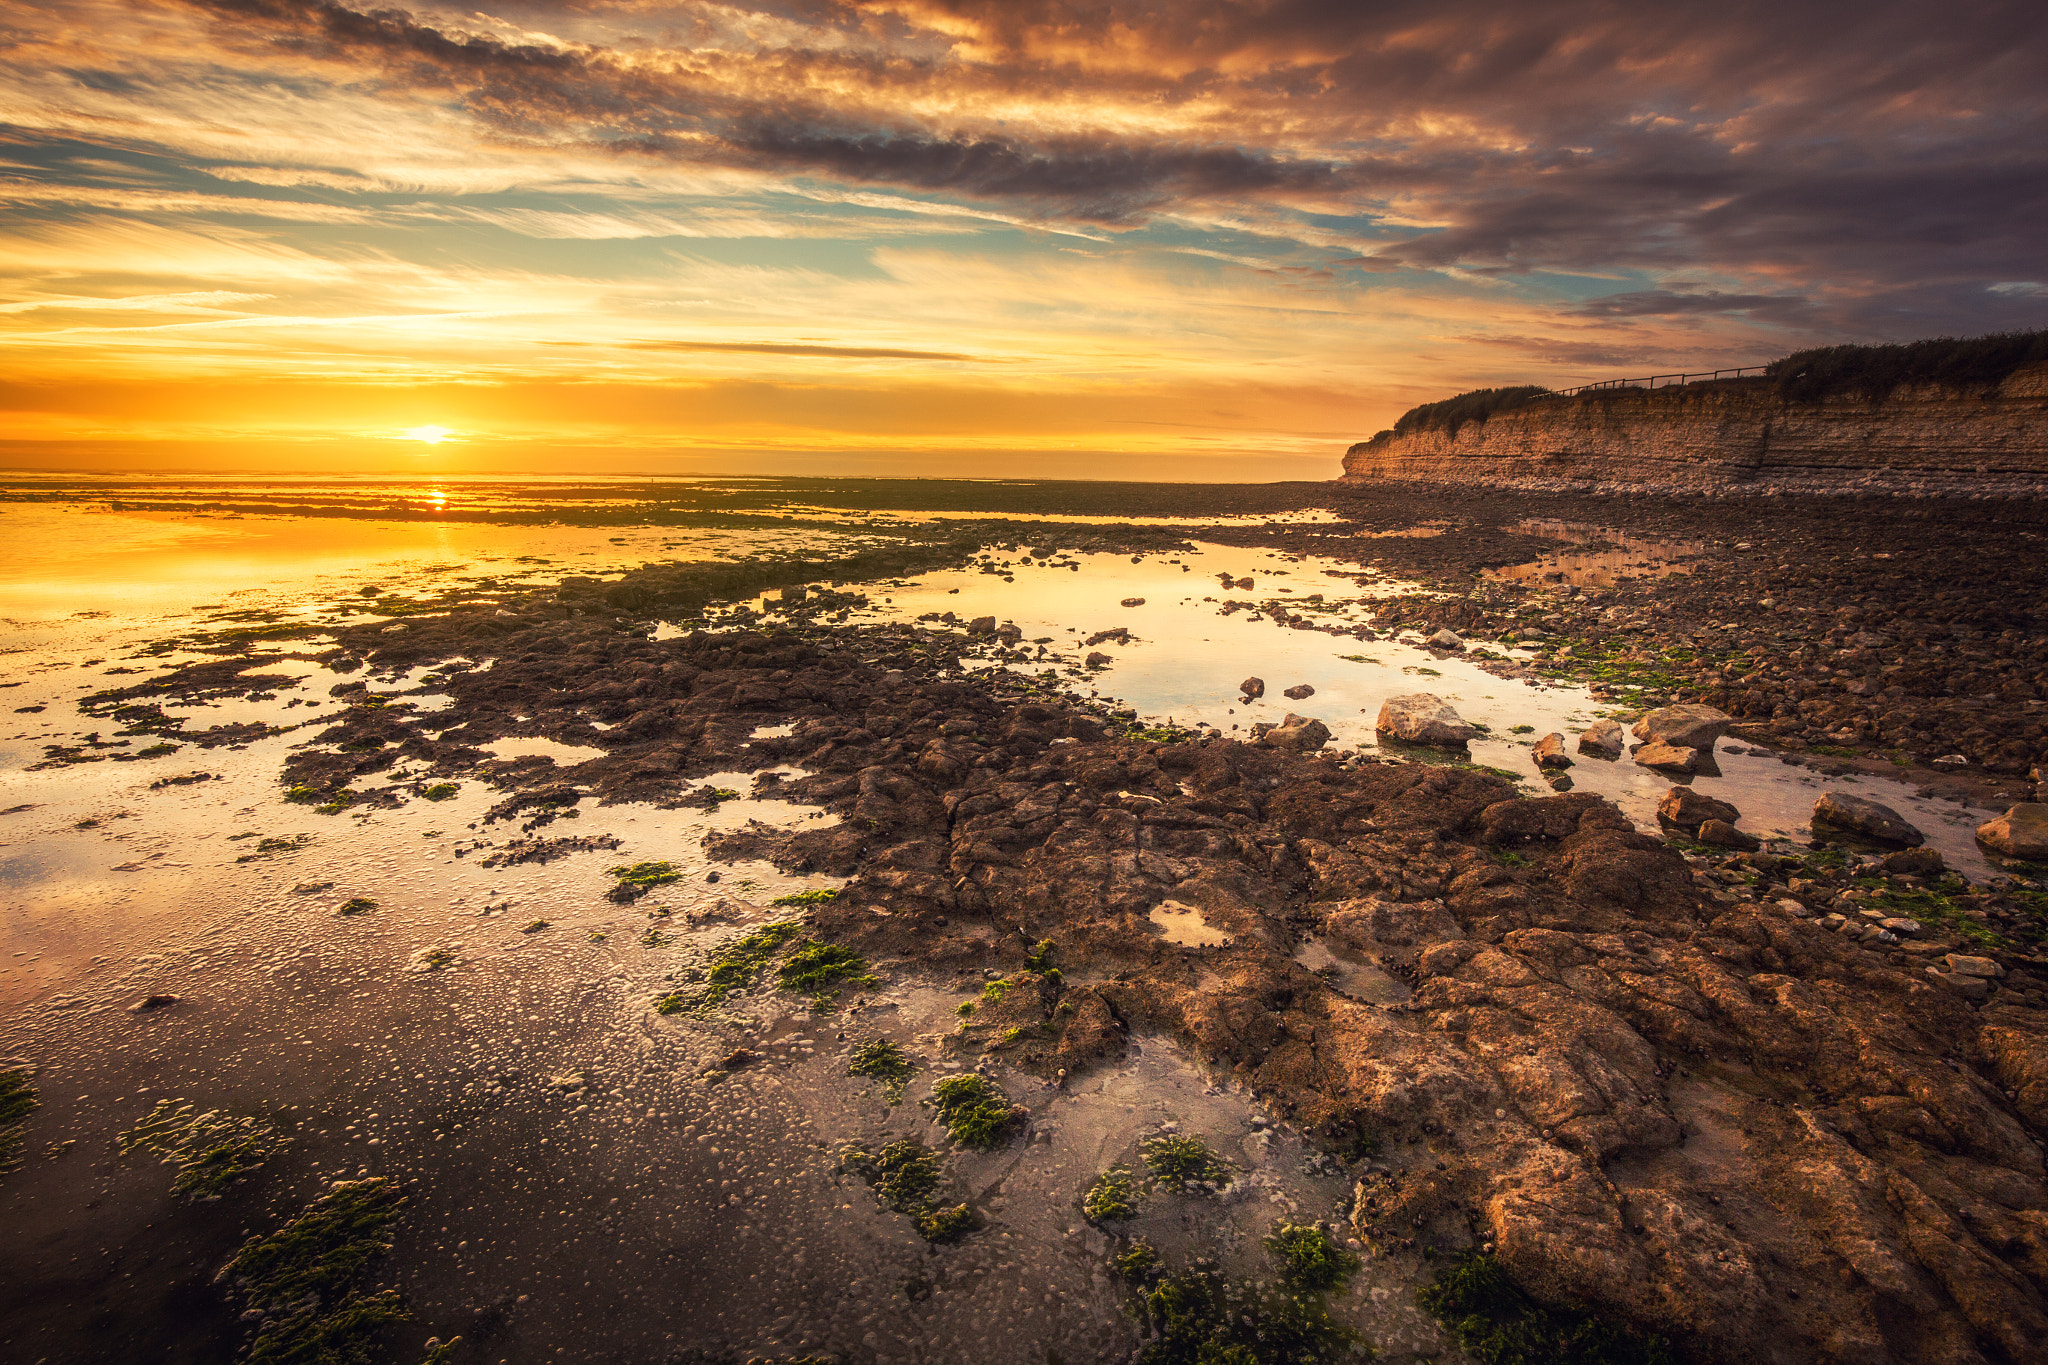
[99,507,2048,1363]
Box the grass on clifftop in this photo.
[1379,385,1552,441]
[1770,329,2048,403]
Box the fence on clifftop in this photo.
[1547,365,1769,398]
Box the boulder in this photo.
[1530,733,1572,770]
[1657,786,1739,830]
[967,616,997,634]
[1945,953,2004,979]
[1283,684,1315,700]
[1546,773,1574,791]
[1812,792,1926,848]
[1976,804,2048,861]
[1881,847,1947,877]
[1631,704,1734,751]
[1240,677,1265,699]
[1634,742,1701,774]
[1375,693,1478,747]
[1427,628,1464,650]
[1085,652,1112,667]
[1260,713,1331,752]
[1577,720,1626,759]
[1696,819,1761,852]
[1120,597,1146,608]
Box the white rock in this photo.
[1375,694,1478,747]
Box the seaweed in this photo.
[1136,1264,1361,1365]
[337,898,378,916]
[1142,1133,1232,1190]
[847,1038,914,1102]
[655,919,803,1013]
[777,940,877,1005]
[1113,1239,1160,1281]
[930,1073,1024,1150]
[0,1066,38,1176]
[1264,1221,1360,1293]
[421,784,458,801]
[839,1138,981,1243]
[770,887,840,907]
[1419,1252,1670,1365]
[118,1099,290,1199]
[217,1175,410,1365]
[607,860,682,902]
[1083,1165,1141,1222]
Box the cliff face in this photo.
[1341,365,2048,496]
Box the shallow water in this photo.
[730,541,1998,878]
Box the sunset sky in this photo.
[2,0,2043,480]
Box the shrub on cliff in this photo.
[1769,329,2048,403]
[1384,385,1552,440]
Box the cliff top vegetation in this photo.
[1366,328,2048,443]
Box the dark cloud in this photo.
[1574,290,1812,322]
[155,0,2048,335]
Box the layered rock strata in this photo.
[1342,368,2048,497]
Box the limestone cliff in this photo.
[1341,364,2048,496]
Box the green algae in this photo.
[608,860,682,894]
[1264,1221,1360,1292]
[847,1038,914,1102]
[336,898,378,916]
[1142,1133,1232,1189]
[1083,1165,1141,1222]
[777,940,876,1005]
[930,1073,1024,1150]
[770,887,840,906]
[421,784,458,801]
[1418,1251,1669,1365]
[839,1138,981,1243]
[118,1099,289,1199]
[1135,1263,1361,1365]
[0,1067,38,1176]
[654,919,804,1013]
[218,1175,409,1365]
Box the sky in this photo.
[1,0,2044,481]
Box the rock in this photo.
[967,616,996,634]
[1944,953,2004,979]
[1878,917,1921,937]
[1427,628,1464,650]
[1630,703,1734,751]
[1576,720,1626,759]
[1530,734,1572,770]
[1812,792,1926,848]
[1240,677,1265,699]
[1085,652,1112,667]
[1260,713,1331,752]
[1375,693,1478,747]
[1633,742,1701,774]
[1975,804,2048,860]
[127,994,179,1013]
[1282,684,1315,700]
[1120,597,1146,608]
[1657,786,1739,830]
[1696,819,1760,851]
[1881,847,1947,876]
[1545,773,1574,791]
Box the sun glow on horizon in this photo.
[401,425,454,444]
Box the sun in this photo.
[400,425,454,444]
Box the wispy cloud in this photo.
[0,0,2041,474]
